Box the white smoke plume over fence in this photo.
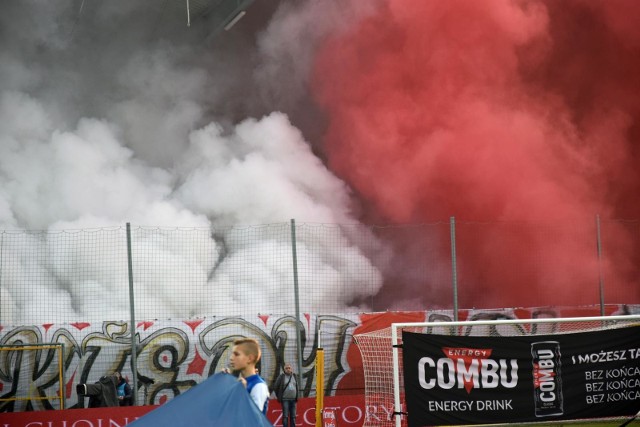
[0,1,384,324]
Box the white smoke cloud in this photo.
[0,0,383,324]
[176,113,354,224]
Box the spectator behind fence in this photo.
[272,363,299,427]
[76,374,119,408]
[115,372,133,406]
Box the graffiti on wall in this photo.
[0,314,357,412]
[1,304,638,413]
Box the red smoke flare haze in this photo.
[312,0,640,308]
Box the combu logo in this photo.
[418,347,519,393]
[531,341,563,417]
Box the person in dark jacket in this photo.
[76,373,119,407]
[272,364,299,427]
[116,372,133,406]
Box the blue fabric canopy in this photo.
[127,373,273,427]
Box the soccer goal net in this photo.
[353,314,640,427]
[0,343,65,411]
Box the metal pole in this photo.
[0,232,4,324]
[391,326,402,427]
[58,344,65,409]
[126,223,139,405]
[595,215,605,316]
[315,347,325,427]
[290,219,304,396]
[450,216,459,322]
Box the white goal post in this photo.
[354,314,640,427]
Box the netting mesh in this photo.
[0,223,387,324]
[1,220,640,326]
[354,317,640,427]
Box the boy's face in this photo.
[230,344,252,371]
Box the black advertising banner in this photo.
[402,325,640,426]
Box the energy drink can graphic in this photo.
[531,341,564,417]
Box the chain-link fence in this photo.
[1,218,640,326]
[1,218,639,410]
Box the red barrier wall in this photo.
[0,395,375,427]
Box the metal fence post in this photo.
[290,219,304,395]
[0,232,3,325]
[450,217,459,322]
[126,223,139,405]
[595,215,605,316]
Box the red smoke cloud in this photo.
[312,0,640,309]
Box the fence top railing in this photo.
[389,314,640,330]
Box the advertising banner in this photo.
[402,325,640,426]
